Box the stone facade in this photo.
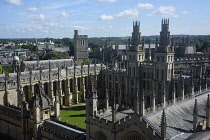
[86,19,210,140]
[1,19,210,140]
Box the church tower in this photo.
[154,19,174,105]
[74,30,89,65]
[126,21,145,106]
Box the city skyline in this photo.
[0,0,209,38]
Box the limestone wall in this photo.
[0,105,22,140]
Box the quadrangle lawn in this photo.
[60,105,86,129]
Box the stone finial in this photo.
[193,99,198,114]
[193,99,198,132]
[206,95,210,128]
[49,60,51,70]
[112,91,116,123]
[207,94,210,108]
[161,109,167,140]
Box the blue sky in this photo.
[0,0,209,38]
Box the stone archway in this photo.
[123,131,145,140]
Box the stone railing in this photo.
[0,105,21,122]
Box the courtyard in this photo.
[60,105,86,129]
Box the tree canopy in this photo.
[39,51,70,60]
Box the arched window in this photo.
[123,132,145,140]
[95,131,107,140]
[146,95,150,106]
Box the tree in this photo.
[39,51,70,60]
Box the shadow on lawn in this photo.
[62,106,86,111]
[66,114,86,117]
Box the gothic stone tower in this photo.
[74,30,89,65]
[126,21,145,106]
[154,19,174,105]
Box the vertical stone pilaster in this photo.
[193,99,198,132]
[74,78,78,103]
[206,95,210,129]
[172,81,176,104]
[162,81,166,107]
[65,79,71,106]
[161,109,167,140]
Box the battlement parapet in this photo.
[0,105,21,122]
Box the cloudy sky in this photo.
[0,0,209,38]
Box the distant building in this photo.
[36,40,70,54]
[74,30,89,65]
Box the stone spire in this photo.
[205,71,208,90]
[180,68,184,100]
[112,90,116,123]
[4,72,9,106]
[131,20,141,50]
[21,84,28,140]
[161,109,167,140]
[193,99,198,132]
[206,95,210,128]
[191,68,194,95]
[54,90,60,120]
[105,88,109,110]
[134,77,140,114]
[148,43,151,61]
[48,61,51,80]
[160,18,170,46]
[17,66,22,107]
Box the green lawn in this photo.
[60,105,86,129]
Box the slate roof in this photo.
[28,87,51,109]
[97,109,134,122]
[145,91,209,139]
[42,120,86,140]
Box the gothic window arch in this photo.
[123,131,145,140]
[95,131,107,140]
[133,68,135,77]
[146,95,151,106]
[23,86,29,102]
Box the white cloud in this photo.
[181,11,188,15]
[5,0,21,6]
[99,8,139,20]
[137,3,154,9]
[74,26,90,31]
[148,6,179,18]
[60,12,69,17]
[42,30,49,33]
[46,22,63,28]
[115,8,138,18]
[26,7,39,12]
[39,14,45,20]
[99,15,114,20]
[97,0,116,2]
